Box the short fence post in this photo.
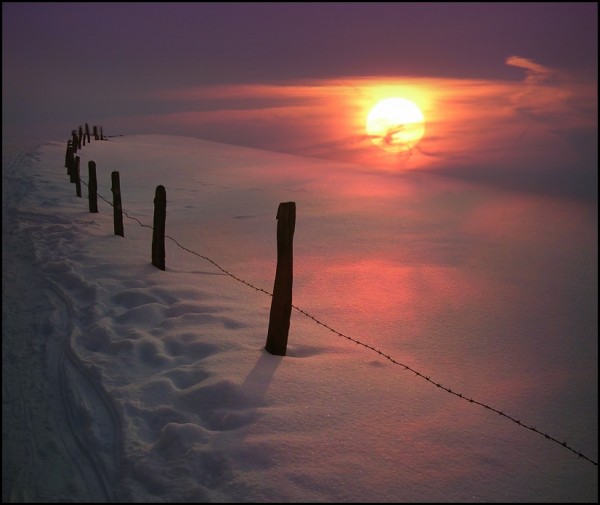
[65,140,71,169]
[74,156,82,197]
[265,201,296,356]
[66,145,75,179]
[70,153,78,183]
[72,130,78,153]
[111,171,124,237]
[88,161,98,213]
[152,185,166,270]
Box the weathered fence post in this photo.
[93,125,99,141]
[100,125,104,140]
[78,126,83,149]
[111,171,124,237]
[66,144,75,179]
[88,161,98,213]
[85,123,91,143]
[265,201,296,356]
[65,140,72,171]
[70,153,78,183]
[74,156,82,197]
[152,185,166,270]
[72,130,78,153]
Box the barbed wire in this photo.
[76,168,597,467]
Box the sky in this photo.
[2,135,598,502]
[2,2,598,199]
[2,3,598,500]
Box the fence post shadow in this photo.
[240,349,283,404]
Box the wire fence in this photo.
[70,135,596,467]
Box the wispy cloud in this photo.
[505,55,555,84]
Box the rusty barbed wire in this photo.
[77,168,598,467]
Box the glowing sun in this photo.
[366,97,425,152]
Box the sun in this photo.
[366,97,425,152]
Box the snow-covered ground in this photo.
[2,135,597,502]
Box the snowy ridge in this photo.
[3,137,597,502]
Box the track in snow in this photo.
[2,143,125,502]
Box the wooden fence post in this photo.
[65,141,72,172]
[66,144,75,179]
[152,185,166,270]
[265,201,296,356]
[69,153,77,183]
[72,130,78,153]
[78,126,84,148]
[88,161,98,213]
[100,125,104,140]
[93,125,99,141]
[111,171,124,237]
[65,140,71,169]
[85,123,91,143]
[74,156,82,197]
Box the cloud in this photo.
[506,55,555,84]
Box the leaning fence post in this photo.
[111,171,124,237]
[74,156,81,197]
[152,185,166,270]
[265,201,296,356]
[88,161,98,213]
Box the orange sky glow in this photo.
[102,56,596,179]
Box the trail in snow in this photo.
[2,143,125,502]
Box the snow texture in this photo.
[2,135,598,502]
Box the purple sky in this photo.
[2,2,598,200]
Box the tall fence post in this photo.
[88,161,98,213]
[93,125,99,141]
[265,201,296,356]
[111,171,124,237]
[152,185,166,270]
[74,156,82,197]
[85,123,91,143]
